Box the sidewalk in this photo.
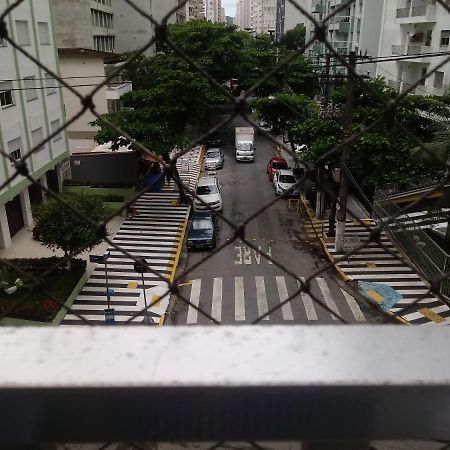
[302,197,450,326]
[62,147,203,325]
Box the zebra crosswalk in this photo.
[323,219,450,326]
[61,148,203,325]
[170,275,367,325]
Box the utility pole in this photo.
[334,51,357,252]
[315,52,331,218]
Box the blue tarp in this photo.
[358,281,403,312]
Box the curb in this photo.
[300,195,350,283]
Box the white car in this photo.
[273,169,299,196]
[193,177,223,212]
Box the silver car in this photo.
[204,148,224,170]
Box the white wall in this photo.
[59,54,108,139]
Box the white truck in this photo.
[235,127,255,162]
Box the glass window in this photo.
[440,30,450,46]
[38,21,50,45]
[7,137,22,165]
[31,127,45,152]
[0,81,14,107]
[192,218,213,230]
[51,119,63,142]
[434,71,444,88]
[44,73,56,95]
[279,175,296,184]
[15,20,31,46]
[272,161,288,169]
[24,76,38,101]
[196,185,218,195]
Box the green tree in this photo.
[280,24,306,51]
[32,193,110,269]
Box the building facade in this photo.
[204,0,223,22]
[188,0,206,19]
[252,0,277,35]
[236,0,252,30]
[376,0,450,96]
[276,0,312,41]
[0,0,69,248]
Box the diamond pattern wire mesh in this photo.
[0,0,450,329]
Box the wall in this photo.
[59,54,108,139]
[50,0,93,49]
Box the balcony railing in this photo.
[396,7,410,17]
[105,80,133,100]
[392,44,403,54]
[412,5,427,16]
[392,44,432,56]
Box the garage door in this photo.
[5,194,24,237]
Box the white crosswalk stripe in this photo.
[322,218,450,325]
[179,275,365,324]
[62,148,203,325]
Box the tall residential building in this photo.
[252,0,277,35]
[306,0,384,76]
[0,0,69,248]
[205,0,223,22]
[236,0,252,30]
[188,0,206,19]
[376,0,450,96]
[114,0,187,56]
[276,0,312,41]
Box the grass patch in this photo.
[0,258,86,323]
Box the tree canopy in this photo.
[279,24,306,51]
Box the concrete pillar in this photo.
[56,164,64,193]
[20,188,34,229]
[40,175,48,203]
[0,204,12,249]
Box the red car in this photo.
[267,157,288,181]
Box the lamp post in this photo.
[134,258,153,325]
[89,252,114,324]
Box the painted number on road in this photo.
[234,245,273,265]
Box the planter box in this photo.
[0,271,88,327]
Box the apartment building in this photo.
[236,0,252,30]
[376,0,450,96]
[252,0,277,35]
[276,0,312,41]
[305,0,383,76]
[188,0,206,19]
[205,0,224,22]
[0,0,69,248]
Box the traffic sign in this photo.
[104,308,115,324]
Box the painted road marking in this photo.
[234,244,274,265]
[316,277,341,321]
[298,278,318,321]
[211,277,222,322]
[340,289,366,321]
[255,276,269,320]
[276,276,294,320]
[186,279,202,324]
[418,308,446,323]
[235,277,246,321]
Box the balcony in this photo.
[105,80,133,100]
[328,16,351,34]
[388,79,401,91]
[391,43,433,62]
[395,2,437,23]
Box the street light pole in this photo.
[134,258,153,325]
[335,51,357,252]
[89,252,114,324]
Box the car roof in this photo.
[271,157,287,163]
[277,169,294,176]
[197,176,217,186]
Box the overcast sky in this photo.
[221,0,236,16]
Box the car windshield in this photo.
[207,152,220,158]
[192,219,212,230]
[279,175,296,184]
[273,162,287,169]
[197,185,218,195]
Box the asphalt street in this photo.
[167,119,380,325]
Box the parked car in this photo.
[193,177,223,212]
[206,133,223,148]
[273,169,299,196]
[204,148,224,170]
[267,157,288,181]
[186,212,219,250]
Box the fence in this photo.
[1,0,450,447]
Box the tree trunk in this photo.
[65,253,72,271]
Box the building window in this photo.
[31,127,45,152]
[419,67,427,85]
[434,71,444,88]
[44,73,57,95]
[7,137,22,165]
[51,119,62,142]
[0,81,14,108]
[0,35,6,46]
[24,76,38,101]
[38,21,51,45]
[15,20,31,46]
[440,30,450,46]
